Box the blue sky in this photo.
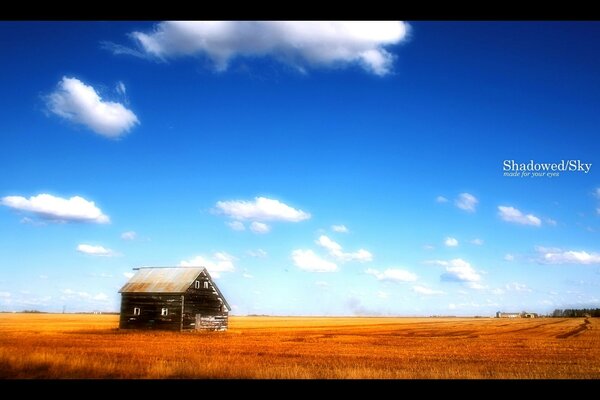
[1,21,599,316]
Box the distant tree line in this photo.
[552,308,600,317]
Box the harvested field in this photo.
[0,314,598,378]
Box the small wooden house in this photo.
[119,267,230,331]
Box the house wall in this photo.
[182,276,228,330]
[119,294,183,330]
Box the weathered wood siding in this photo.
[182,276,228,330]
[119,294,183,330]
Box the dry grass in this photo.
[0,314,599,378]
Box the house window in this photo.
[194,280,200,289]
[161,308,168,316]
[203,281,209,289]
[133,307,141,316]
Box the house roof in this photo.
[119,267,208,294]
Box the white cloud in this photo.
[504,254,515,262]
[46,77,139,138]
[292,249,338,272]
[455,193,478,212]
[430,258,482,283]
[498,205,542,226]
[448,303,457,310]
[114,21,409,76]
[365,268,417,282]
[331,224,349,233]
[247,249,267,258]
[77,244,116,257]
[227,221,245,231]
[121,231,137,240]
[595,188,600,199]
[470,238,484,246]
[505,282,531,292]
[116,81,126,96]
[546,218,557,226]
[0,292,11,298]
[491,288,505,295]
[93,293,109,301]
[179,252,236,278]
[61,289,108,303]
[250,221,270,234]
[315,281,329,287]
[413,285,444,295]
[215,196,310,222]
[123,272,135,279]
[242,273,254,279]
[423,244,435,251]
[535,247,600,265]
[1,193,109,224]
[436,196,448,203]
[467,282,487,290]
[316,235,373,262]
[444,237,459,247]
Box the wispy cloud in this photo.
[505,282,531,292]
[455,193,478,212]
[470,238,484,246]
[292,249,338,272]
[365,268,417,282]
[331,224,349,233]
[180,252,236,278]
[504,254,515,262]
[45,77,139,138]
[1,193,109,224]
[107,21,409,76]
[250,221,270,234]
[77,244,117,257]
[498,205,542,226]
[216,196,310,223]
[535,246,600,265]
[413,285,445,295]
[120,231,137,240]
[247,249,267,258]
[227,221,245,231]
[316,235,373,262]
[436,196,448,203]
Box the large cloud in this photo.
[365,268,417,282]
[1,193,109,224]
[498,205,542,226]
[109,21,409,76]
[292,249,338,272]
[179,252,235,278]
[46,77,139,138]
[535,246,600,265]
[216,196,310,222]
[316,235,372,262]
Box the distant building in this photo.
[496,311,538,318]
[119,267,230,331]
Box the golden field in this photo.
[0,314,598,378]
